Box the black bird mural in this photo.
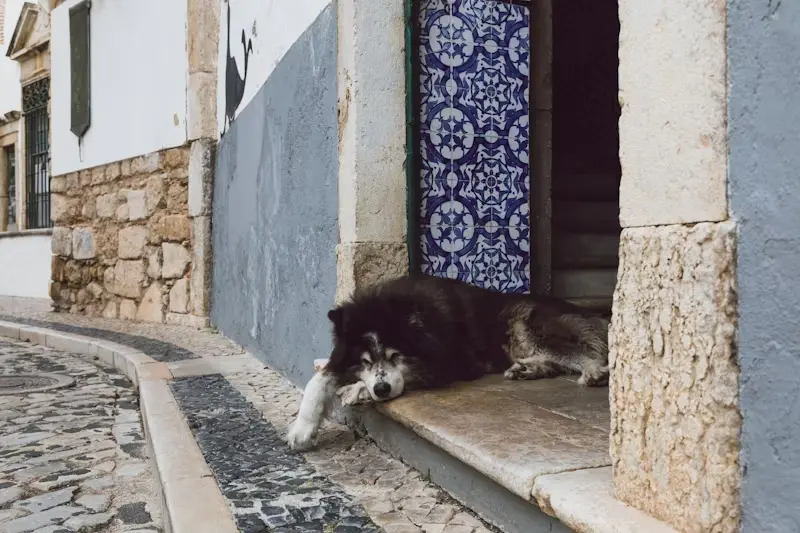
[223,0,254,135]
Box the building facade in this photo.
[43,0,216,326]
[212,1,800,532]
[0,0,53,300]
[15,0,799,531]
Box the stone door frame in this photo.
[336,1,741,532]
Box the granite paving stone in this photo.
[13,488,76,513]
[75,493,111,513]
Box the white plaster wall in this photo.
[50,0,188,176]
[0,233,51,298]
[0,0,25,116]
[216,0,330,135]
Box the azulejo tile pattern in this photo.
[419,0,531,293]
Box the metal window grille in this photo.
[5,145,15,229]
[23,78,51,230]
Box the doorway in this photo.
[414,0,621,310]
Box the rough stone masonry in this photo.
[49,145,212,327]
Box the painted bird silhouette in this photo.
[223,0,254,135]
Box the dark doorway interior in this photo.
[551,0,621,310]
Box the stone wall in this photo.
[610,223,740,532]
[49,146,205,325]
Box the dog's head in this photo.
[325,303,417,402]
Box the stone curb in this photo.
[0,319,239,533]
[0,320,168,388]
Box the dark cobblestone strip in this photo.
[0,314,198,362]
[171,375,382,533]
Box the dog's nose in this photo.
[373,382,391,399]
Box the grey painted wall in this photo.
[728,1,800,531]
[212,4,338,387]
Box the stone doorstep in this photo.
[314,358,679,533]
[532,468,679,533]
[0,320,240,533]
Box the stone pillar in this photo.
[185,0,218,321]
[610,1,741,532]
[0,147,8,232]
[336,0,409,303]
[186,0,218,143]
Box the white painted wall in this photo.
[50,0,188,176]
[0,233,52,298]
[0,0,25,116]
[216,0,330,135]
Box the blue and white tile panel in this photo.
[419,0,530,294]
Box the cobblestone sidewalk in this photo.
[226,370,497,533]
[0,338,161,533]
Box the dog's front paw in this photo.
[503,362,524,380]
[287,418,317,450]
[336,382,372,406]
[578,364,609,387]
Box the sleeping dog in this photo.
[288,275,610,450]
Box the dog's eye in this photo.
[360,353,372,365]
[385,349,400,362]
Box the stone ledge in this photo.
[532,467,678,533]
[375,376,611,499]
[0,319,239,533]
[0,228,53,240]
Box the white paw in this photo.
[336,382,371,406]
[503,363,524,380]
[287,418,317,450]
[578,365,609,387]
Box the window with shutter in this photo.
[69,0,91,139]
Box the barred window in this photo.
[23,77,51,230]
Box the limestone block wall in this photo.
[49,146,206,325]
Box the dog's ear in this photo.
[327,307,348,336]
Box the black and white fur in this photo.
[288,275,610,450]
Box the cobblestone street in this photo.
[0,338,161,533]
